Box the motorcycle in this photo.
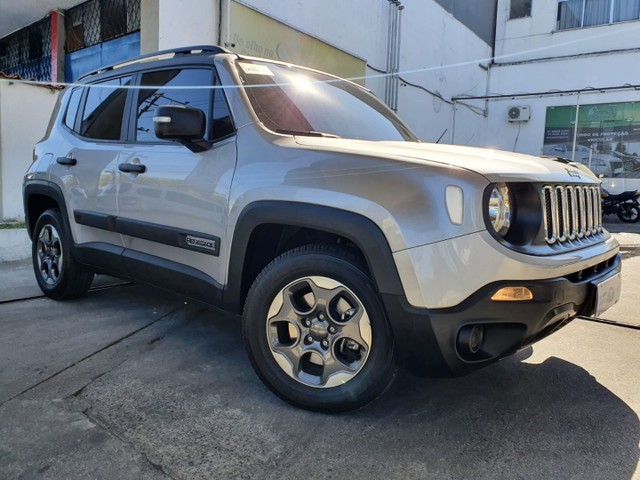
[601,189,640,223]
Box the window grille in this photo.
[65,0,141,53]
[0,17,51,81]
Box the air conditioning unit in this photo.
[508,105,530,122]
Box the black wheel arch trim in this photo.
[23,180,71,241]
[223,201,405,312]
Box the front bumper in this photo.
[382,252,621,377]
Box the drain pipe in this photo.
[386,0,403,110]
[385,0,394,105]
[394,4,404,111]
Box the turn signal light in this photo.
[491,286,533,302]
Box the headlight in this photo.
[488,183,512,237]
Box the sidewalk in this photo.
[0,228,30,263]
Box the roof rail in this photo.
[78,45,231,81]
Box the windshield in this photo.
[236,60,418,142]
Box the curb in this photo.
[0,229,30,262]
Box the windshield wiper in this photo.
[275,129,341,138]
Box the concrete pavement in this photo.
[0,222,639,479]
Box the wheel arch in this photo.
[23,181,69,241]
[223,201,404,314]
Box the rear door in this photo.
[116,67,237,294]
[49,76,132,250]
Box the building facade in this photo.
[485,0,640,192]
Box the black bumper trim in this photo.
[382,252,622,377]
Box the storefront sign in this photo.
[544,102,640,178]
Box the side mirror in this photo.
[153,105,211,152]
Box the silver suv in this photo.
[24,46,621,412]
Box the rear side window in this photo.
[63,88,82,131]
[135,69,213,143]
[80,76,132,141]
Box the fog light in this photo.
[468,325,484,354]
[491,286,533,302]
[457,324,485,356]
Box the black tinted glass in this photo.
[64,88,82,131]
[80,76,131,140]
[136,69,213,142]
[212,76,234,140]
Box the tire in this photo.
[617,204,640,223]
[32,208,94,300]
[243,244,396,412]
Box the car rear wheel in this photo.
[32,209,94,300]
[243,244,396,412]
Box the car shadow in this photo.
[357,347,640,479]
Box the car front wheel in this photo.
[243,245,396,412]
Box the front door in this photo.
[116,67,237,293]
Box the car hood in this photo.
[293,137,600,184]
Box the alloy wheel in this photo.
[36,224,64,286]
[266,276,372,388]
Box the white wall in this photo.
[157,0,220,50]
[0,81,59,221]
[486,47,640,155]
[397,0,492,144]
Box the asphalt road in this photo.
[1,224,639,479]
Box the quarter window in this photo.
[135,69,213,143]
[63,88,82,131]
[80,76,132,140]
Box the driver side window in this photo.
[135,69,213,143]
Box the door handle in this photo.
[118,163,147,174]
[56,156,77,166]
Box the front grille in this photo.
[542,185,602,245]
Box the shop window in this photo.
[510,0,532,19]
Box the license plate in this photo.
[594,272,622,317]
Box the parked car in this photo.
[612,150,640,171]
[542,143,624,177]
[24,46,621,412]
